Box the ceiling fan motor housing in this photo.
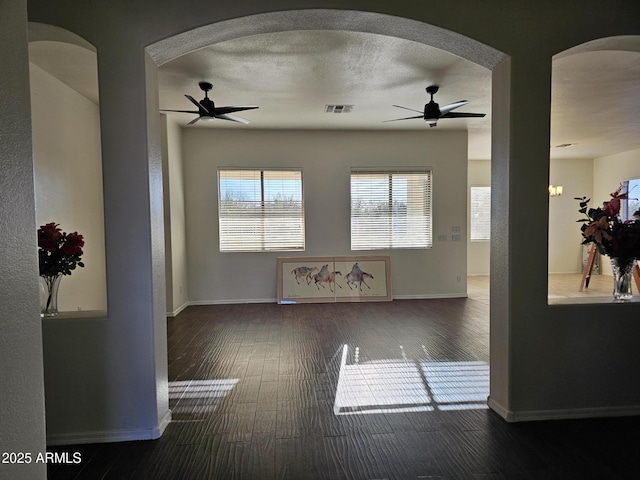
[200,97,215,115]
[424,101,441,120]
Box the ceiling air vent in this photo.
[325,105,353,113]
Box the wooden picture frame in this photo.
[277,256,391,304]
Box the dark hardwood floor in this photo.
[48,297,640,479]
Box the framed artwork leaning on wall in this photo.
[277,256,391,304]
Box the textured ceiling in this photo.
[28,30,640,161]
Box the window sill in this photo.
[41,310,107,320]
[548,296,640,305]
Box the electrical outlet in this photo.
[452,234,461,241]
[438,234,447,241]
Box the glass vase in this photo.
[610,257,636,302]
[40,274,62,317]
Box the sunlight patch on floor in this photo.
[334,344,488,415]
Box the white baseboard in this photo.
[487,396,514,421]
[47,409,172,446]
[548,271,586,275]
[167,302,189,317]
[394,293,468,300]
[488,396,640,422]
[157,408,172,436]
[189,298,277,306]
[189,295,466,306]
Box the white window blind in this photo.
[470,186,491,241]
[218,169,304,252]
[622,178,640,221]
[350,169,432,250]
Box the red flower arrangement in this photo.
[576,185,640,259]
[38,222,85,277]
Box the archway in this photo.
[28,22,108,315]
[146,8,509,418]
[147,10,505,69]
[547,36,640,304]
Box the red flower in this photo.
[37,222,86,277]
[577,189,640,259]
[605,184,629,217]
[584,216,612,244]
[38,222,62,252]
[62,232,85,256]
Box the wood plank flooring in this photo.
[48,290,640,479]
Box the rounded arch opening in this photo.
[148,9,513,417]
[147,9,506,69]
[28,22,107,315]
[148,9,508,309]
[548,35,640,303]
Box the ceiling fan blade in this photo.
[439,100,468,115]
[215,114,250,124]
[187,117,201,125]
[440,111,486,118]
[160,109,200,114]
[392,105,423,114]
[383,115,424,123]
[185,94,211,115]
[214,105,259,115]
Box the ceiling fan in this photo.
[384,85,485,127]
[160,81,258,125]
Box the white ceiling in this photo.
[28,30,640,161]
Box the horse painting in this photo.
[291,266,319,285]
[344,263,374,291]
[313,264,343,292]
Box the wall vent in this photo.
[325,105,353,113]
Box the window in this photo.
[350,169,432,250]
[470,186,491,241]
[622,178,640,222]
[218,169,304,252]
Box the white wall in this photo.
[161,115,189,315]
[548,157,594,273]
[468,157,595,275]
[0,1,47,477]
[468,160,491,275]
[30,61,107,312]
[594,148,640,275]
[42,50,170,447]
[182,129,469,302]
